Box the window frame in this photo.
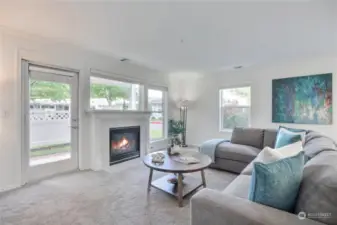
[147,85,168,141]
[89,75,143,111]
[218,85,251,132]
[88,71,169,141]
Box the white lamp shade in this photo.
[168,72,204,104]
[177,99,189,108]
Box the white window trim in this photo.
[89,69,168,112]
[219,85,251,132]
[91,68,147,85]
[147,85,168,141]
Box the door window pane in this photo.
[90,77,140,110]
[29,80,71,166]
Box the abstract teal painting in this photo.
[272,73,332,124]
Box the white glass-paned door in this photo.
[24,63,79,181]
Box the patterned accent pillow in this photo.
[249,151,305,212]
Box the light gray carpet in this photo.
[0,159,237,225]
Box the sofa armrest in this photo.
[191,189,324,225]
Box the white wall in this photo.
[178,56,337,146]
[0,28,167,191]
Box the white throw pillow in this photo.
[241,141,303,175]
[241,146,283,175]
[276,141,303,158]
[255,147,283,163]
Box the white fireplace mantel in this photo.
[86,109,152,117]
[87,110,151,171]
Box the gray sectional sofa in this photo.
[191,128,337,225]
[210,128,277,173]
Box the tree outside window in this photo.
[90,77,140,110]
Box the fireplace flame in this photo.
[112,136,130,150]
[119,137,129,148]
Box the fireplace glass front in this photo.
[109,126,140,165]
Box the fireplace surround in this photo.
[109,126,140,165]
[87,110,151,171]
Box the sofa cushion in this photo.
[210,158,249,174]
[263,129,277,148]
[222,174,251,199]
[231,127,264,149]
[304,131,337,159]
[241,161,254,176]
[216,142,260,163]
[295,151,337,225]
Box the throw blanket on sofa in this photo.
[200,139,228,162]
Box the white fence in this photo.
[30,111,70,148]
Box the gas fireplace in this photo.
[109,126,140,165]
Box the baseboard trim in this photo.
[0,184,22,193]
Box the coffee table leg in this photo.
[147,168,153,192]
[177,173,183,207]
[201,169,206,188]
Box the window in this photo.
[148,88,166,140]
[89,76,168,139]
[90,77,140,110]
[219,86,251,131]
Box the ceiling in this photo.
[0,0,336,73]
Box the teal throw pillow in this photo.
[275,127,305,148]
[248,151,305,212]
[279,126,306,133]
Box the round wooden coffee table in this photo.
[143,150,212,207]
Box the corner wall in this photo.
[184,56,337,145]
[0,28,167,191]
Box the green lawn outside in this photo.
[150,119,162,122]
[150,129,163,139]
[31,144,71,157]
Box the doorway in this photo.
[22,61,79,182]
